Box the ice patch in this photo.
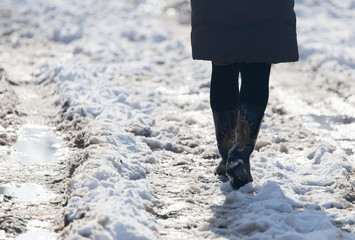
[0,183,57,203]
[14,230,57,240]
[6,124,62,164]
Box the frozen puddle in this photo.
[14,229,57,240]
[1,124,62,239]
[7,124,61,164]
[0,184,58,239]
[0,183,56,203]
[307,114,355,131]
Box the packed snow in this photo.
[0,0,354,239]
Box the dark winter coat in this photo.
[190,0,299,63]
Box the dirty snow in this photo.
[0,0,354,239]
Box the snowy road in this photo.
[0,0,354,239]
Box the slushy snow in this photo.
[1,0,354,239]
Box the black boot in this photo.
[212,110,238,178]
[226,103,264,189]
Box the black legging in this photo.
[210,62,271,112]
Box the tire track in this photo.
[0,41,71,240]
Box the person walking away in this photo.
[190,0,299,189]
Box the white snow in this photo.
[1,0,354,239]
